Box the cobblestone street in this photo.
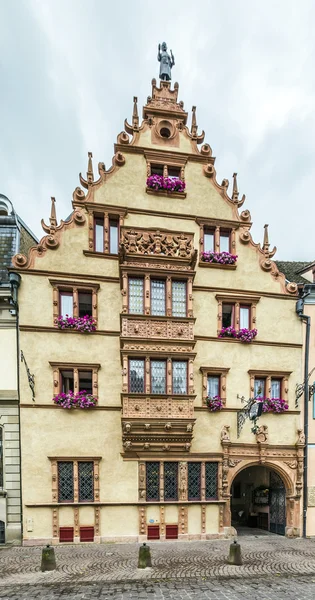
[0,533,315,597]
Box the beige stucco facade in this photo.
[13,79,304,544]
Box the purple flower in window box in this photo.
[262,397,289,413]
[237,328,257,343]
[53,390,98,409]
[201,251,238,265]
[56,315,96,332]
[146,174,186,193]
[218,326,237,338]
[206,396,223,411]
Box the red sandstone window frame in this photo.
[93,212,121,254]
[49,280,99,327]
[141,461,219,503]
[49,457,101,505]
[197,219,236,258]
[216,294,260,334]
[49,362,100,398]
[200,367,229,407]
[248,370,291,403]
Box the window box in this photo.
[218,326,257,342]
[262,398,289,413]
[206,396,223,411]
[53,391,98,409]
[49,280,99,327]
[56,315,96,332]
[200,251,237,265]
[146,174,186,194]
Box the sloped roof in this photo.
[275,261,311,284]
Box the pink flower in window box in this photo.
[146,174,186,193]
[56,315,96,332]
[53,390,98,409]
[206,396,223,411]
[201,251,237,265]
[262,397,289,413]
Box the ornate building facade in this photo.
[12,74,304,544]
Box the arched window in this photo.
[0,428,3,488]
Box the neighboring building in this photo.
[12,72,305,544]
[0,194,37,544]
[278,260,315,537]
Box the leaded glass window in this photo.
[254,378,265,399]
[146,462,160,501]
[128,278,144,314]
[151,360,166,394]
[205,463,218,500]
[151,280,166,316]
[173,361,187,395]
[164,462,178,501]
[271,378,281,398]
[58,462,74,502]
[78,461,94,502]
[129,359,145,393]
[207,376,220,398]
[172,281,186,317]
[188,462,201,500]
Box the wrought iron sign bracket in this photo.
[21,350,35,402]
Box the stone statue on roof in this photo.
[158,42,175,81]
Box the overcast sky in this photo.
[1,0,314,260]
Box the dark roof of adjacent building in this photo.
[0,195,38,284]
[275,261,312,284]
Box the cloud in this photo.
[0,0,315,259]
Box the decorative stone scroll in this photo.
[120,228,194,259]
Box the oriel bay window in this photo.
[125,276,192,318]
[50,280,99,324]
[127,358,190,395]
[144,462,218,502]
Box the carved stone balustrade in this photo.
[121,316,194,341]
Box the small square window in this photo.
[151,164,164,176]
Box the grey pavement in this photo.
[1,576,315,600]
[1,533,315,598]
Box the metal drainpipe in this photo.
[296,293,311,538]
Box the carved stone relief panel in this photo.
[122,397,194,419]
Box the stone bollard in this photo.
[138,542,152,569]
[227,540,243,565]
[41,545,57,572]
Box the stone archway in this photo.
[220,426,303,537]
[230,464,287,534]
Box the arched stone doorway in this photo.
[231,465,286,535]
